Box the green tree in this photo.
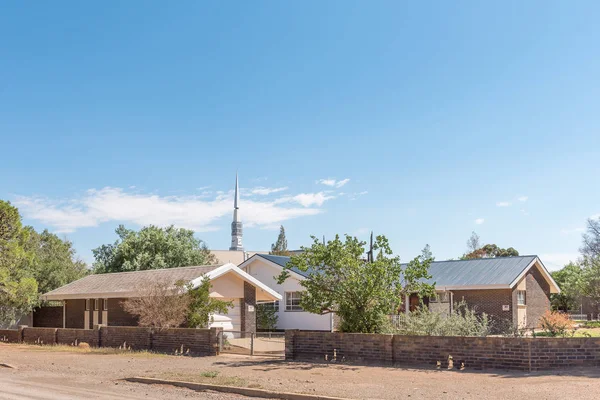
[186,277,233,328]
[421,244,434,261]
[270,225,290,256]
[0,201,38,326]
[550,262,583,312]
[92,225,216,273]
[256,303,278,331]
[277,234,435,333]
[579,256,600,310]
[21,229,88,295]
[463,243,519,259]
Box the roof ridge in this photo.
[426,255,537,264]
[86,264,223,277]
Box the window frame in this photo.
[517,290,526,306]
[285,291,304,312]
[85,299,90,311]
[103,298,108,311]
[93,299,99,311]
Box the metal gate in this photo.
[218,331,285,357]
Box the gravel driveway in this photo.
[1,343,599,400]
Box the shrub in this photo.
[256,303,278,331]
[391,301,491,337]
[583,321,600,329]
[539,310,575,337]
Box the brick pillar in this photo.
[241,281,256,334]
[17,325,27,343]
[210,327,222,355]
[285,330,297,360]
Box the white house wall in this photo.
[242,259,332,331]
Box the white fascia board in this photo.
[441,284,511,291]
[192,262,282,301]
[509,257,561,294]
[238,255,306,281]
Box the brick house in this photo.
[402,256,560,329]
[39,263,281,333]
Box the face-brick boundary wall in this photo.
[285,330,600,371]
[0,326,222,357]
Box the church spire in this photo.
[230,172,243,251]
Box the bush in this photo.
[538,310,575,337]
[256,303,278,331]
[390,301,491,337]
[583,321,600,329]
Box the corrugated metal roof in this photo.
[43,265,222,297]
[410,255,538,287]
[260,254,539,288]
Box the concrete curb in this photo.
[125,377,350,400]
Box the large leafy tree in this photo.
[270,225,290,256]
[277,234,435,333]
[577,217,600,309]
[21,228,88,295]
[92,225,216,273]
[550,262,583,312]
[581,217,600,258]
[0,201,38,326]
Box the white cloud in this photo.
[540,253,580,271]
[250,186,288,196]
[496,201,512,207]
[14,187,324,233]
[276,192,335,207]
[317,178,350,188]
[474,218,485,225]
[518,196,528,202]
[591,213,600,220]
[520,209,530,216]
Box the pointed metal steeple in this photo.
[230,172,243,250]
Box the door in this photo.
[210,298,241,331]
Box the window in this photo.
[103,299,108,311]
[258,300,279,311]
[285,292,304,311]
[431,291,449,303]
[94,299,99,311]
[85,299,90,311]
[517,290,526,306]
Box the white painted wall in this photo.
[241,258,332,331]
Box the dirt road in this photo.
[1,343,599,400]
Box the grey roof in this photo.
[43,265,222,297]
[257,254,542,288]
[411,255,538,287]
[256,254,309,277]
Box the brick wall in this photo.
[100,326,151,349]
[0,329,19,343]
[22,327,58,345]
[242,281,256,333]
[33,306,63,328]
[286,331,394,362]
[107,298,139,326]
[65,299,85,329]
[286,331,600,371]
[0,326,222,356]
[452,289,513,327]
[56,328,99,347]
[524,266,551,328]
[152,328,220,356]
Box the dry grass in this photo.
[0,343,166,357]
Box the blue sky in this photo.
[2,1,599,270]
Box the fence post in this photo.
[250,333,255,356]
[94,324,104,347]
